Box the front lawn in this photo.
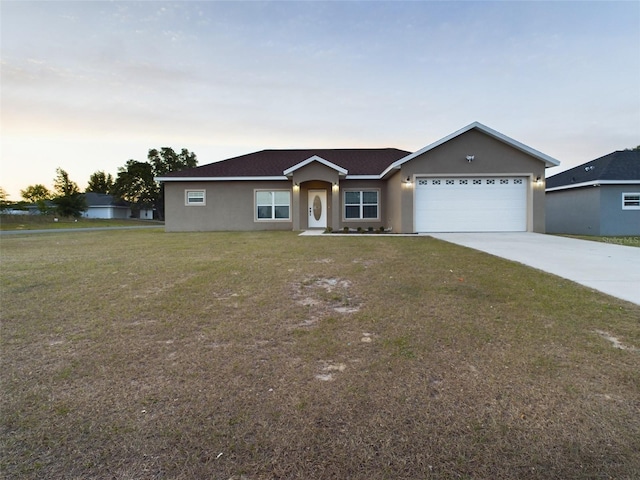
[1,231,638,479]
[0,214,163,231]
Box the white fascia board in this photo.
[390,121,561,169]
[344,175,381,180]
[155,176,289,182]
[546,180,640,192]
[379,164,401,179]
[283,155,348,176]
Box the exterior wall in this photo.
[337,180,387,231]
[400,130,547,233]
[386,171,404,232]
[164,177,387,232]
[139,208,154,220]
[601,186,640,235]
[164,180,293,232]
[546,188,601,234]
[82,206,131,219]
[546,185,640,235]
[292,163,339,185]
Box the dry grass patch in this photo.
[0,214,163,231]
[1,231,639,479]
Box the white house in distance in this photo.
[81,193,154,220]
[81,192,131,219]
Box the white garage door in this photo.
[415,177,527,232]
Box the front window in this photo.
[256,190,291,220]
[622,193,640,210]
[186,190,205,206]
[344,190,379,219]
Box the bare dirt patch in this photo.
[291,276,361,325]
[315,361,347,381]
[595,329,639,352]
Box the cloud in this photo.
[1,0,638,200]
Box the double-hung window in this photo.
[185,190,205,206]
[622,193,640,210]
[256,190,291,220]
[344,190,379,220]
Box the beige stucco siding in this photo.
[292,163,340,185]
[338,180,388,230]
[386,172,404,232]
[164,181,293,232]
[400,130,547,233]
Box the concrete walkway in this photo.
[429,232,640,306]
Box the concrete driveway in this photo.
[429,232,640,306]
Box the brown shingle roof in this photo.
[161,149,411,178]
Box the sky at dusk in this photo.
[1,0,639,200]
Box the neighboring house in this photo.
[81,193,154,219]
[546,150,640,236]
[82,192,131,219]
[14,193,153,219]
[156,122,559,233]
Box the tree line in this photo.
[1,147,197,220]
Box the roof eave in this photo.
[546,179,640,192]
[344,175,383,180]
[391,121,561,169]
[283,155,348,176]
[155,176,289,182]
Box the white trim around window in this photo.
[185,190,206,206]
[255,190,291,221]
[622,192,640,210]
[343,189,380,221]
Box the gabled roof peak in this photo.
[283,155,348,176]
[390,121,560,169]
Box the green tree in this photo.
[86,171,114,194]
[148,147,197,220]
[148,147,197,176]
[20,184,51,203]
[113,160,157,216]
[53,168,81,197]
[51,168,86,218]
[0,187,10,211]
[113,147,197,219]
[20,184,52,214]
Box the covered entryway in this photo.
[415,177,527,232]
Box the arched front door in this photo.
[308,190,327,228]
